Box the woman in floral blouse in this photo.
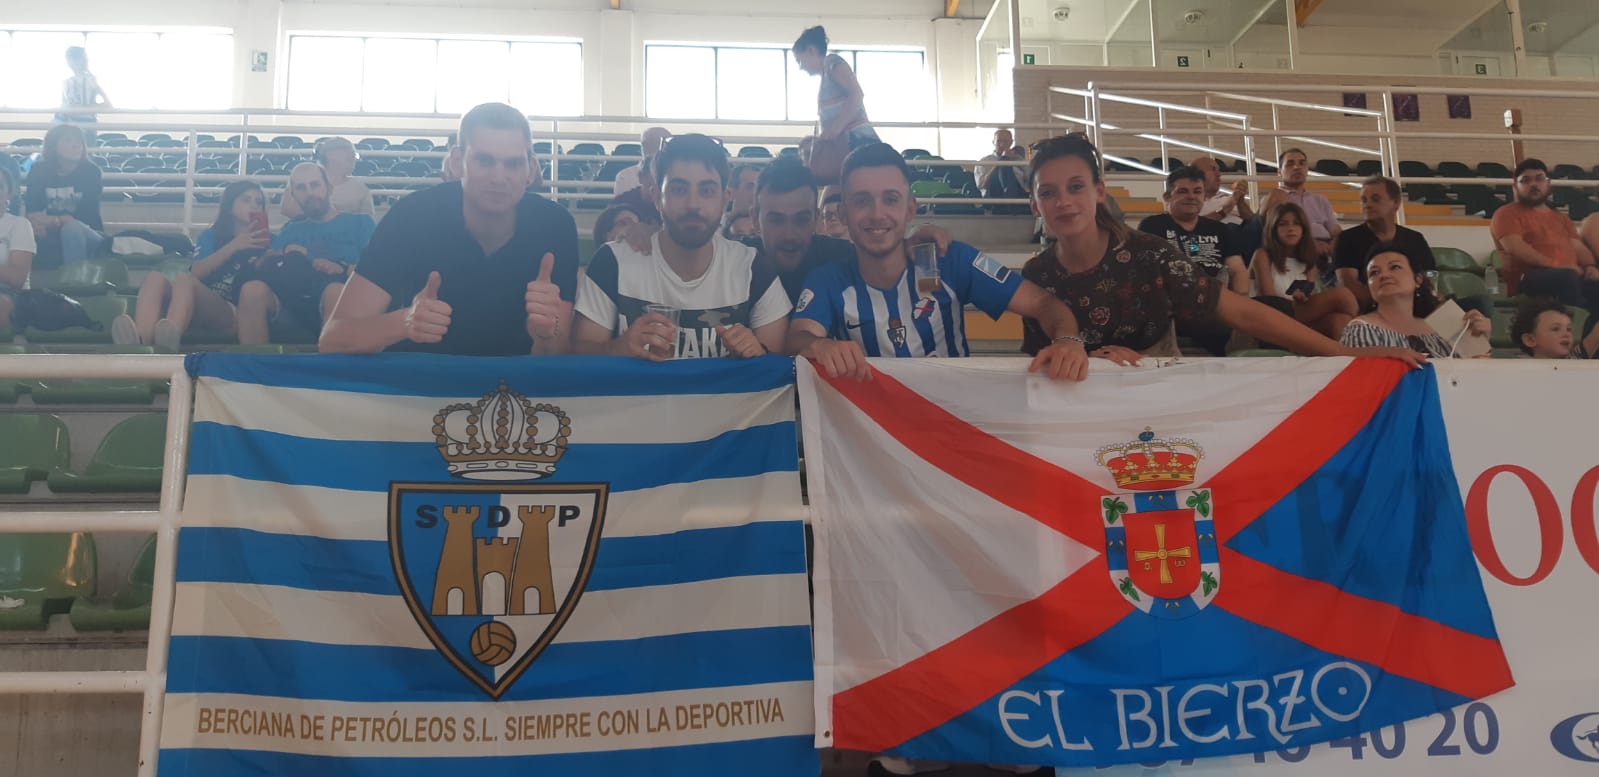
[1018,134,1423,367]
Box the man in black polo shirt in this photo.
[320,103,579,355]
[1333,176,1435,311]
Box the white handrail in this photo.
[1207,91,1385,118]
[0,353,191,777]
[1048,85,1249,122]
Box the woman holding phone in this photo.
[114,181,271,349]
[1252,202,1359,338]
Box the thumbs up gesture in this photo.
[525,253,572,342]
[404,271,452,344]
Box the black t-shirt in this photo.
[1334,223,1435,282]
[742,234,855,306]
[355,182,580,356]
[1136,214,1242,278]
[24,161,103,231]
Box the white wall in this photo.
[4,0,995,126]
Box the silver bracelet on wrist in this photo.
[1052,334,1085,347]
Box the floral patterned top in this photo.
[1021,230,1222,355]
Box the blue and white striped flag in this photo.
[160,354,816,777]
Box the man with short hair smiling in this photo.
[1263,148,1340,259]
[575,134,789,361]
[786,142,1089,381]
[1491,158,1599,309]
[320,102,580,355]
[1334,176,1435,309]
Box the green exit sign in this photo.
[1177,55,1191,68]
[1022,53,1035,65]
[1475,63,1488,75]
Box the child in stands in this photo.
[1252,202,1359,338]
[1511,298,1599,359]
[115,181,270,349]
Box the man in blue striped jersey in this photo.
[785,143,1090,382]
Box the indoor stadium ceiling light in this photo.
[1183,10,1206,25]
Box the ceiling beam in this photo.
[1293,0,1324,27]
[1106,0,1144,44]
[1434,0,1513,53]
[1551,16,1599,52]
[945,0,960,17]
[1228,0,1280,47]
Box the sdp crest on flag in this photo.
[1097,428,1219,618]
[390,380,608,698]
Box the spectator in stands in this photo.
[236,163,375,344]
[1194,156,1252,225]
[613,127,671,196]
[1263,148,1339,260]
[729,164,760,216]
[0,154,22,216]
[610,160,662,225]
[743,159,854,306]
[594,204,646,246]
[975,129,1029,201]
[1138,166,1248,355]
[1020,134,1422,365]
[787,142,1091,386]
[1491,158,1599,320]
[1511,298,1599,359]
[793,26,879,150]
[1334,176,1435,310]
[819,188,848,240]
[0,168,37,332]
[321,102,579,356]
[24,123,104,266]
[722,211,757,240]
[574,134,787,360]
[283,137,374,219]
[440,132,462,183]
[1340,242,1488,357]
[114,181,268,349]
[56,46,110,146]
[1584,213,1599,267]
[1193,155,1260,261]
[1254,203,1358,338]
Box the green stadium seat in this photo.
[1435,271,1487,301]
[116,253,181,270]
[1432,247,1481,276]
[47,414,167,494]
[910,180,955,199]
[45,259,128,296]
[152,257,194,281]
[577,236,597,266]
[0,533,97,630]
[28,346,165,404]
[71,535,155,631]
[1230,348,1293,357]
[24,295,132,344]
[0,344,42,402]
[0,413,70,494]
[1490,307,1515,349]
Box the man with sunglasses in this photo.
[1491,158,1599,318]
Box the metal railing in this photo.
[0,354,190,777]
[1043,80,1599,223]
[0,108,1053,235]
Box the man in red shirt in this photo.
[1490,159,1598,314]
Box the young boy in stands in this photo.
[1511,298,1599,359]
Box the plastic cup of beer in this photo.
[912,243,940,298]
[644,303,680,329]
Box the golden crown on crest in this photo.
[1095,427,1204,491]
[432,381,571,481]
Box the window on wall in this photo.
[647,44,928,122]
[0,28,234,109]
[286,35,583,115]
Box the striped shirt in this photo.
[1339,318,1456,358]
[794,241,1020,358]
